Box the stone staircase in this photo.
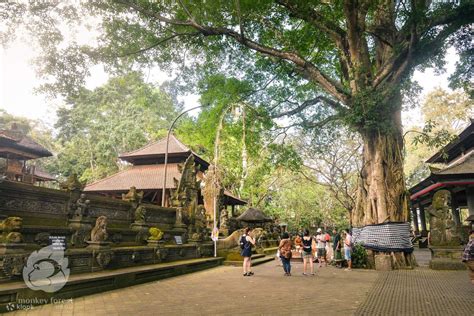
[223,253,274,266]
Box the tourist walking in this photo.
[316,228,328,267]
[301,229,315,275]
[279,232,293,276]
[344,229,352,271]
[240,227,256,276]
[332,229,342,268]
[462,230,474,285]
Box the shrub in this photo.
[352,243,368,268]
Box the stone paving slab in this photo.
[8,260,378,316]
[6,257,472,316]
[354,268,473,316]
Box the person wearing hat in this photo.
[316,228,328,268]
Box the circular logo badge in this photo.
[22,245,70,293]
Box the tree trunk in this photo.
[352,107,416,268]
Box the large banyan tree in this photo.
[3,0,473,266]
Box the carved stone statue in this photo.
[60,173,83,192]
[91,216,108,242]
[170,155,200,221]
[195,205,207,234]
[428,190,460,246]
[135,205,147,224]
[219,209,229,236]
[219,209,228,228]
[0,217,23,243]
[149,227,164,241]
[71,193,90,218]
[201,165,224,222]
[122,186,144,205]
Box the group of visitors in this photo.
[240,227,353,277]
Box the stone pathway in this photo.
[7,255,473,315]
[355,268,473,316]
[9,260,378,316]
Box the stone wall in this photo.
[0,180,176,229]
[0,180,218,283]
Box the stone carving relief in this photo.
[69,193,90,219]
[0,198,64,215]
[95,251,113,268]
[1,255,27,277]
[34,232,50,246]
[71,228,89,247]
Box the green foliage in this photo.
[4,1,471,136]
[176,74,301,203]
[404,88,473,187]
[352,243,369,269]
[264,170,349,231]
[51,72,181,182]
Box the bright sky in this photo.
[0,37,458,129]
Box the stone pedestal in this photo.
[68,217,93,247]
[0,243,27,280]
[147,240,164,248]
[429,246,465,270]
[375,254,393,271]
[131,222,150,243]
[86,241,112,250]
[0,243,26,255]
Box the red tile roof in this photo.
[84,163,247,205]
[84,164,182,192]
[33,168,56,181]
[119,134,190,160]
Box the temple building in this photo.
[84,134,246,213]
[409,119,474,241]
[0,124,55,185]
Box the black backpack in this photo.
[240,235,247,250]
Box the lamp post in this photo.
[161,105,208,207]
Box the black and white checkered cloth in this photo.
[352,222,413,253]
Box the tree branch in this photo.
[301,114,340,129]
[270,96,342,118]
[110,31,200,58]
[121,1,351,104]
[275,0,350,66]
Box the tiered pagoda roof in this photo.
[410,119,474,201]
[85,134,246,205]
[0,126,53,160]
[118,134,209,168]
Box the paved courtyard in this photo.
[8,252,473,316]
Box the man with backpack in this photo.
[240,227,256,276]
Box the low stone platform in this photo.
[0,257,223,313]
[223,253,274,266]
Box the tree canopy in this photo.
[1,0,473,239]
[52,72,182,182]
